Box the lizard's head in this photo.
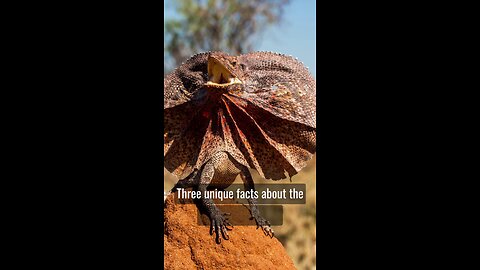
[204,52,244,89]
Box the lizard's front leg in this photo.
[171,169,199,192]
[240,167,274,237]
[198,161,233,244]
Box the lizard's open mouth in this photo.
[205,58,242,88]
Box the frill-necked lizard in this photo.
[164,51,316,243]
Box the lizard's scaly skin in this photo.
[164,51,316,181]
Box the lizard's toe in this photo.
[210,211,233,244]
[261,225,275,238]
[251,215,274,238]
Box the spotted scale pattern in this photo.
[164,51,316,180]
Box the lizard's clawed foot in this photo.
[209,211,233,244]
[251,214,274,238]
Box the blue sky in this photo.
[256,0,316,78]
[164,0,316,78]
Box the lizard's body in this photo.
[164,51,316,243]
[210,151,241,185]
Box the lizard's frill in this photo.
[164,92,315,180]
[164,51,316,180]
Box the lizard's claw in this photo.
[250,214,274,238]
[209,211,233,244]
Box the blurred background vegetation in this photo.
[164,0,316,269]
[164,0,289,74]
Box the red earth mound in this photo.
[164,193,296,270]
